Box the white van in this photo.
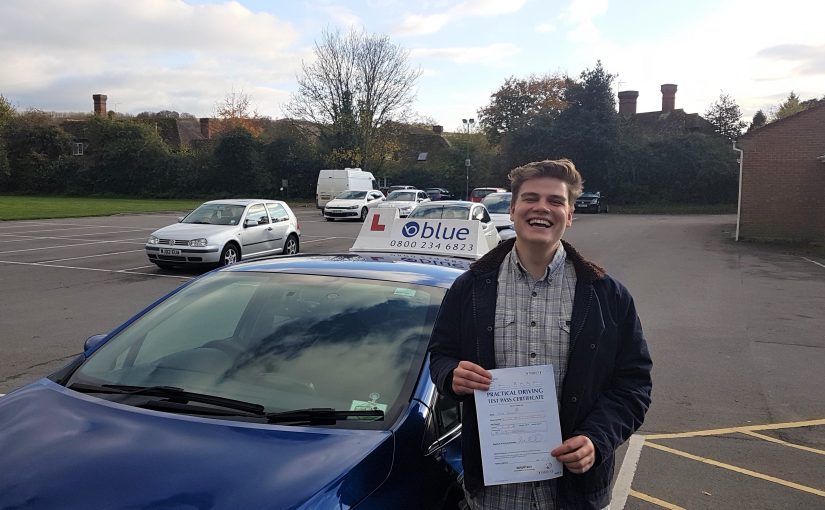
[316,168,377,210]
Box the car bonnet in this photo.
[151,222,239,237]
[0,380,393,509]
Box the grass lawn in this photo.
[0,196,204,221]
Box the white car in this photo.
[481,192,515,242]
[374,189,430,217]
[323,189,386,222]
[406,201,501,252]
[146,199,300,269]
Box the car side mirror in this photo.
[84,334,108,353]
[244,218,257,228]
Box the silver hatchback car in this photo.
[145,199,300,269]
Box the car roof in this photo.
[217,252,466,288]
[414,200,474,208]
[202,199,284,206]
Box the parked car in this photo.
[316,168,377,210]
[424,188,453,201]
[388,185,416,192]
[374,189,430,217]
[575,191,608,213]
[323,189,385,222]
[145,199,300,269]
[470,187,507,203]
[481,192,515,242]
[407,201,500,251]
[0,219,490,509]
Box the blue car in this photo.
[0,253,468,509]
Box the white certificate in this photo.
[473,364,564,486]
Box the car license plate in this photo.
[160,248,182,255]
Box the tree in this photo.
[510,61,625,193]
[0,94,15,184]
[287,27,421,172]
[773,91,806,121]
[477,73,567,144]
[704,92,746,140]
[747,110,767,132]
[214,90,264,137]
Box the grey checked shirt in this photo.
[465,244,577,510]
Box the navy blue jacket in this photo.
[428,238,653,509]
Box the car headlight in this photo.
[189,238,208,247]
[147,236,159,244]
[346,205,359,209]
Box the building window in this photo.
[417,152,428,161]
[72,142,84,156]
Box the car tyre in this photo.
[154,261,174,270]
[325,217,334,222]
[284,234,299,255]
[360,207,368,222]
[220,243,240,266]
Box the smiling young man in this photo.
[428,159,652,510]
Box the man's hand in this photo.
[451,360,492,395]
[551,435,595,474]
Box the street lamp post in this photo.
[462,118,475,200]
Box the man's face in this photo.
[510,177,573,250]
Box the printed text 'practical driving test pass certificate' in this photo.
[473,365,563,486]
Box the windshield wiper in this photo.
[68,382,265,415]
[266,408,384,425]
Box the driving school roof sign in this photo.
[351,208,492,260]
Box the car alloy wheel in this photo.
[284,234,299,255]
[220,244,239,266]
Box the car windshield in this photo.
[408,204,470,220]
[182,204,246,225]
[386,191,416,201]
[579,193,599,199]
[69,272,444,429]
[482,194,511,214]
[336,190,368,200]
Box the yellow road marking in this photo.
[644,418,825,440]
[740,430,825,456]
[645,442,825,497]
[629,490,686,510]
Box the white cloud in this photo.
[557,0,608,43]
[394,0,528,36]
[452,0,529,17]
[535,23,556,33]
[411,43,521,64]
[319,4,363,28]
[395,14,452,36]
[0,0,301,116]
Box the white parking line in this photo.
[0,231,148,243]
[0,239,146,255]
[121,264,158,271]
[39,249,145,263]
[802,256,825,269]
[612,434,646,509]
[0,259,192,279]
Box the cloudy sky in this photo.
[1,0,823,130]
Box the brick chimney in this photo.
[199,118,211,139]
[661,84,677,112]
[93,94,107,117]
[432,125,443,134]
[617,90,639,117]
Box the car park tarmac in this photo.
[1,209,823,509]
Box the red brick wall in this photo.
[737,105,825,243]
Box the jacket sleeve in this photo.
[574,282,653,466]
[427,274,469,400]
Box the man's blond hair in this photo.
[508,159,584,205]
